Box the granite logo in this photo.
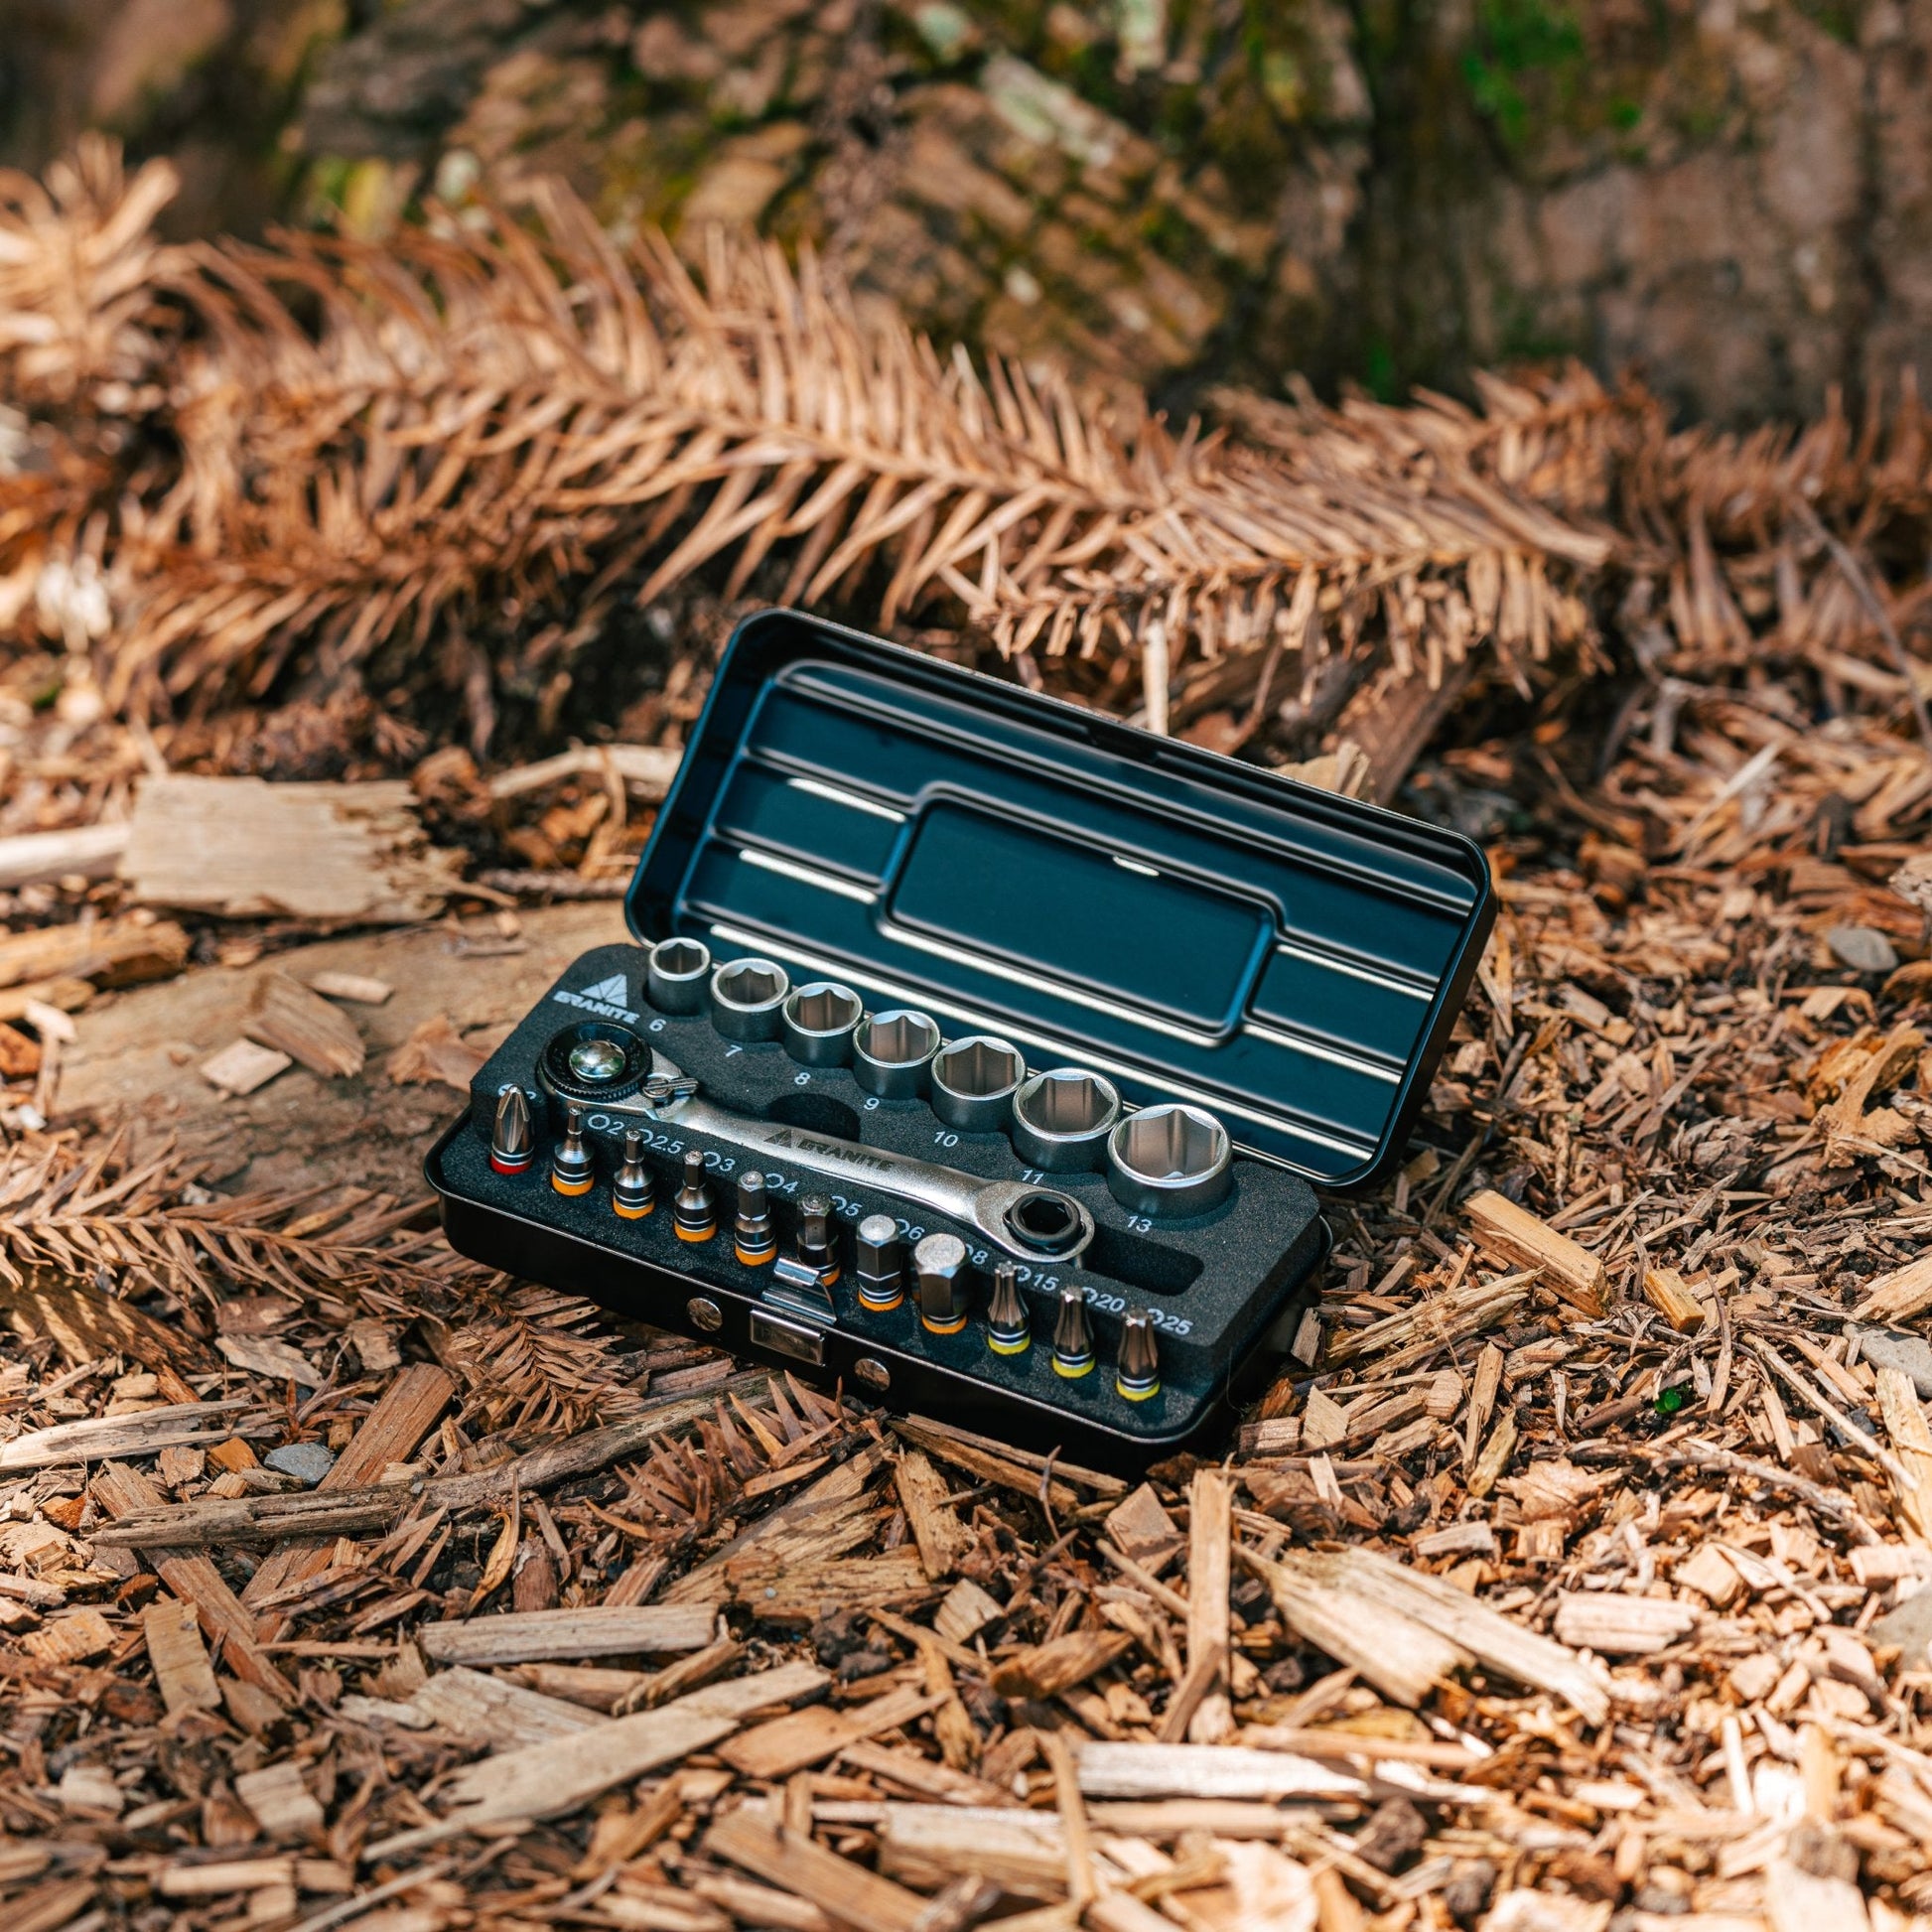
[552,973,638,1023]
[766,1127,895,1175]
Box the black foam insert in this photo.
[430,943,1328,1465]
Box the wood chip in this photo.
[122,774,463,922]
[244,970,365,1078]
[1552,1592,1699,1655]
[143,1594,221,1716]
[387,1012,487,1090]
[719,1685,947,1780]
[307,971,394,1004]
[1462,1190,1606,1314]
[416,1602,718,1665]
[200,1036,293,1096]
[234,1760,325,1839]
[369,1659,828,1852]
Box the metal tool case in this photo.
[427,610,1494,1467]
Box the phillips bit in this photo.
[490,1084,534,1174]
[550,1103,595,1197]
[985,1261,1031,1356]
[673,1149,716,1242]
[915,1233,969,1335]
[734,1171,776,1266]
[854,1213,903,1311]
[1051,1284,1094,1378]
[1115,1308,1160,1401]
[612,1128,655,1219]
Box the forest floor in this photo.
[4,630,1932,1932]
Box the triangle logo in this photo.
[581,974,629,1004]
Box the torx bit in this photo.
[1051,1283,1094,1378]
[612,1128,655,1219]
[549,1103,595,1196]
[490,1084,534,1174]
[985,1261,1031,1356]
[854,1213,903,1311]
[792,1194,840,1285]
[673,1149,716,1242]
[1115,1308,1160,1400]
[915,1232,969,1334]
[734,1171,776,1266]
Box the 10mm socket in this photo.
[930,1035,1027,1133]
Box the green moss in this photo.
[1792,0,1862,43]
[1461,0,1586,152]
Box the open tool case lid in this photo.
[628,611,1494,1191]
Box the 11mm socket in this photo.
[1011,1067,1120,1172]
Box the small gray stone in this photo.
[265,1441,337,1487]
[1871,1584,1932,1670]
[1856,1325,1932,1400]
[1827,925,1898,975]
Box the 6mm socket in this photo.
[647,937,711,1014]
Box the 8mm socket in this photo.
[781,981,864,1065]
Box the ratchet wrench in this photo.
[585,1051,1097,1264]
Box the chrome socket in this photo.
[647,936,711,1014]
[709,957,790,1041]
[1106,1103,1233,1218]
[1011,1067,1121,1173]
[852,1009,941,1099]
[930,1035,1027,1133]
[781,981,864,1066]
